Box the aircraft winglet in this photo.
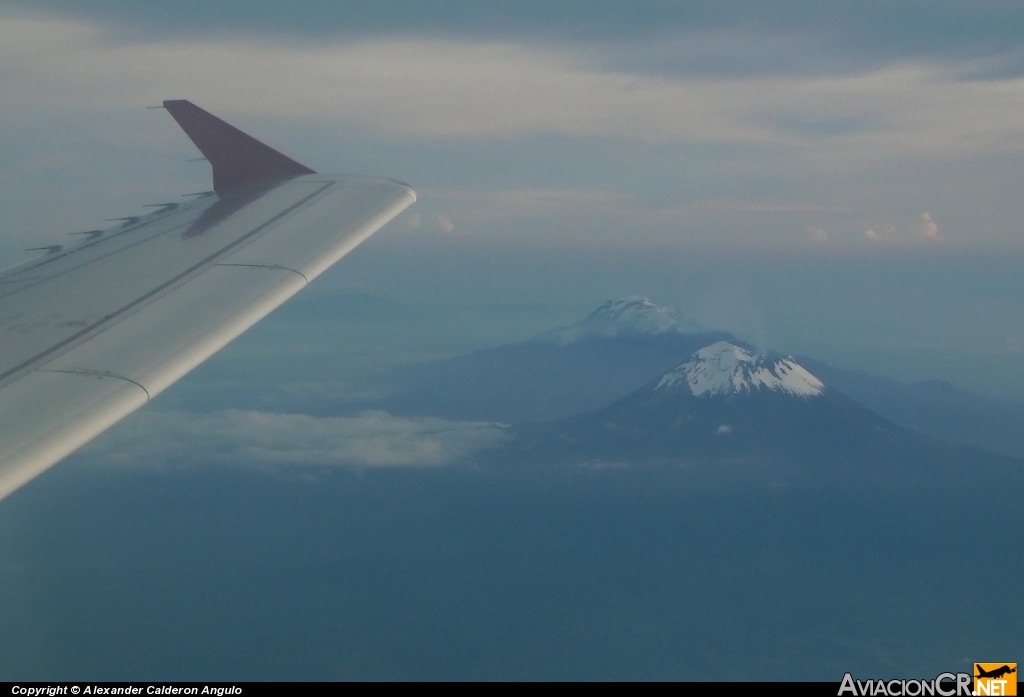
[163,100,316,195]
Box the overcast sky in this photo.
[1,1,1022,396]
[5,1,1024,250]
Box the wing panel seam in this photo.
[37,368,152,400]
[214,263,309,283]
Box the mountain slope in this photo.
[510,342,929,469]
[799,357,1024,459]
[379,297,735,422]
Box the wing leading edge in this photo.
[0,101,415,499]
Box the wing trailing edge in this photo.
[163,99,316,195]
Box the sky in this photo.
[2,0,1024,253]
[2,2,1023,680]
[1,0,1023,400]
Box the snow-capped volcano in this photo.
[656,341,824,398]
[508,339,919,466]
[547,296,704,344]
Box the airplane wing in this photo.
[0,100,415,499]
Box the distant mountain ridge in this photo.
[544,296,704,344]
[378,296,736,423]
[797,356,1024,459]
[367,295,1023,459]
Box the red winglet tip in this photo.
[163,100,315,195]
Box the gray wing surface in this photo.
[0,100,415,499]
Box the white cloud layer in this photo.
[78,408,510,469]
[3,13,1024,154]
[0,10,1019,255]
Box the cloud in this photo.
[433,188,842,231]
[436,215,456,234]
[407,212,455,235]
[916,212,941,240]
[0,10,1015,255]
[4,12,1024,155]
[79,409,510,469]
[806,225,828,242]
[574,460,630,470]
[863,214,941,244]
[426,188,639,226]
[864,225,900,243]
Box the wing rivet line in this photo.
[0,181,333,387]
